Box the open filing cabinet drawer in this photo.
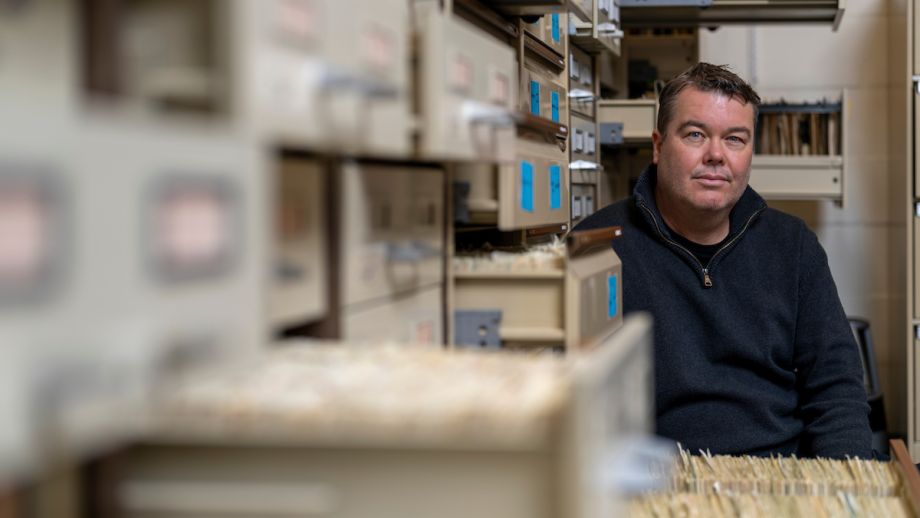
[87,318,654,518]
[748,155,843,200]
[453,227,622,350]
[269,157,327,328]
[521,58,568,126]
[416,5,516,162]
[247,0,412,157]
[523,11,567,56]
[339,163,444,308]
[497,137,570,230]
[597,99,656,144]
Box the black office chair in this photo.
[848,317,890,456]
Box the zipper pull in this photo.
[703,269,713,288]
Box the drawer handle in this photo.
[462,100,517,128]
[568,89,595,102]
[319,66,399,100]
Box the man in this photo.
[576,63,871,459]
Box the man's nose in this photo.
[704,139,725,165]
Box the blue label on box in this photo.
[521,161,534,213]
[530,80,540,116]
[551,91,559,122]
[549,164,561,210]
[551,13,560,42]
[608,274,618,318]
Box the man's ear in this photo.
[651,129,662,164]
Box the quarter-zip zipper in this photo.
[638,201,765,288]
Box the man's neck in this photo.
[654,191,731,245]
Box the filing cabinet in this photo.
[498,138,570,230]
[416,5,517,162]
[523,12,567,56]
[521,59,568,126]
[453,228,622,350]
[269,158,327,328]
[339,163,444,308]
[244,0,412,157]
[748,155,844,200]
[568,46,596,119]
[597,99,657,143]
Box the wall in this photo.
[699,0,908,436]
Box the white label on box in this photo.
[0,182,48,285]
[572,195,583,218]
[274,0,320,44]
[573,129,584,152]
[585,132,596,154]
[585,195,594,214]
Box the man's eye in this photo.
[727,136,746,145]
[686,131,703,140]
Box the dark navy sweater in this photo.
[576,166,872,459]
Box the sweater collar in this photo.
[632,164,767,241]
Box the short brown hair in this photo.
[656,63,761,135]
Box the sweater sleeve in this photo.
[793,228,872,459]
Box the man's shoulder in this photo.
[756,206,811,238]
[573,197,634,232]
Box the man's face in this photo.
[652,87,755,215]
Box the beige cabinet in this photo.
[568,46,596,119]
[416,6,517,163]
[569,0,621,55]
[339,163,444,308]
[245,0,413,157]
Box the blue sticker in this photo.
[551,90,559,122]
[530,80,540,116]
[608,274,618,318]
[521,161,534,213]
[549,164,561,210]
[551,13,561,42]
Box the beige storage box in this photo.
[453,227,623,350]
[571,183,597,224]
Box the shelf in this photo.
[454,269,566,280]
[620,0,844,30]
[500,326,567,342]
[748,155,843,201]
